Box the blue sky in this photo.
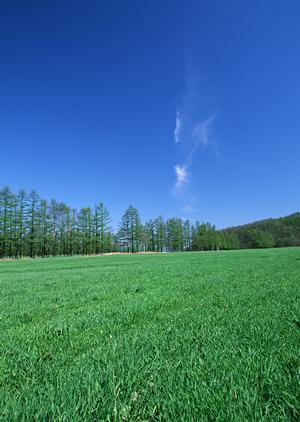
[0,0,299,228]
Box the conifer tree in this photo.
[26,190,40,258]
[16,189,27,258]
[94,202,111,254]
[154,216,166,252]
[118,205,143,252]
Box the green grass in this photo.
[0,248,299,421]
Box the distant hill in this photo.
[221,212,300,249]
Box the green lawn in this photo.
[0,248,299,421]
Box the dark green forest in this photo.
[222,213,300,249]
[0,186,299,258]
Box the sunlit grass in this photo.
[0,248,299,420]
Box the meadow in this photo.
[0,248,299,421]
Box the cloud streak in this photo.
[172,113,215,194]
[174,164,188,189]
[186,114,216,165]
[171,65,218,218]
[192,115,215,148]
[172,67,217,196]
[174,111,182,143]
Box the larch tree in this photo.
[118,205,143,252]
[26,190,41,258]
[94,202,112,254]
[154,216,166,252]
[16,189,27,258]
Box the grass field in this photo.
[0,248,299,421]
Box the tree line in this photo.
[0,186,298,258]
[0,186,238,258]
[222,212,300,249]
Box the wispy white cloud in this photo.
[185,114,216,165]
[174,111,182,143]
[174,165,188,189]
[172,113,215,195]
[171,62,219,220]
[192,114,215,148]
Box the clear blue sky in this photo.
[1,0,299,228]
